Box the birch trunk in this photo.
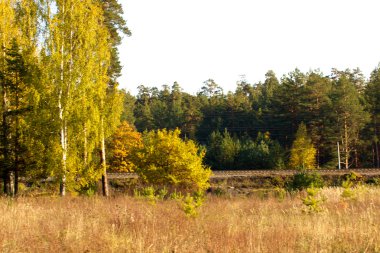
[59,89,67,196]
[59,2,67,196]
[100,116,109,196]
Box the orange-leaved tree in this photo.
[109,121,142,172]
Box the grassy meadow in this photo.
[1,187,380,252]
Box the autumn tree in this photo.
[132,129,211,192]
[109,121,142,172]
[38,0,113,195]
[289,123,317,170]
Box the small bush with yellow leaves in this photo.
[132,128,211,192]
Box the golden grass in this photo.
[1,187,380,252]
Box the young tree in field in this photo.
[289,123,316,170]
[132,129,211,192]
[109,121,142,172]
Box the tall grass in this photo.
[1,187,380,252]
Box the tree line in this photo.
[117,67,380,171]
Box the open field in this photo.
[1,187,380,252]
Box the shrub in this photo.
[134,186,158,203]
[288,171,324,191]
[181,191,205,217]
[132,129,211,192]
[341,179,355,199]
[302,186,326,212]
[366,177,380,186]
[77,183,97,196]
[340,171,363,186]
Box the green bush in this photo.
[341,177,358,200]
[340,172,363,186]
[288,171,324,191]
[134,186,158,203]
[302,186,326,212]
[366,177,380,186]
[181,191,205,217]
[212,187,226,196]
[77,183,97,196]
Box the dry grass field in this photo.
[1,187,380,252]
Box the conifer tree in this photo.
[330,75,370,169]
[4,39,34,195]
[365,66,380,168]
[270,69,307,147]
[302,71,333,167]
[0,0,21,195]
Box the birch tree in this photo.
[40,0,111,195]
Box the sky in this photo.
[118,0,380,95]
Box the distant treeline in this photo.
[120,68,380,170]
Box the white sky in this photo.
[118,0,380,95]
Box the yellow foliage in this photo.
[132,128,211,192]
[110,121,142,172]
[289,123,317,170]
